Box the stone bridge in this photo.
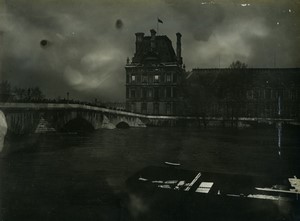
[0,102,299,135]
[0,103,147,134]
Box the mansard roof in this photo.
[132,35,178,64]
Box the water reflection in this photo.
[278,122,282,157]
[0,127,299,220]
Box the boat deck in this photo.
[125,166,300,221]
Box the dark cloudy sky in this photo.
[0,0,299,102]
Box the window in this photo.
[142,88,147,99]
[159,88,164,98]
[173,88,177,98]
[161,73,165,82]
[254,90,261,99]
[142,75,147,83]
[173,73,177,83]
[166,87,171,98]
[266,89,271,99]
[136,88,140,98]
[130,103,136,112]
[253,90,258,99]
[166,74,171,82]
[154,103,159,115]
[141,103,147,114]
[154,74,159,82]
[166,103,171,115]
[270,90,273,99]
[262,89,266,99]
[130,89,136,98]
[290,90,295,100]
[131,75,136,82]
[148,88,153,98]
[247,90,253,99]
[154,88,159,99]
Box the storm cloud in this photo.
[0,0,299,101]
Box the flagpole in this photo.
[157,18,163,34]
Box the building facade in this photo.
[125,29,184,115]
[125,30,299,120]
[185,68,300,119]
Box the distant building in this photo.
[186,68,300,119]
[125,29,184,115]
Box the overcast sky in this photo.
[0,0,299,101]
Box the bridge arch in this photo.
[62,117,95,132]
[115,121,130,129]
[46,110,104,132]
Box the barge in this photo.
[125,166,300,221]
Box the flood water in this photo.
[0,126,299,220]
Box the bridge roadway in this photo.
[0,102,298,135]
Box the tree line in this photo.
[0,81,45,102]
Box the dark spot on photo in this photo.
[115,19,123,29]
[40,39,48,47]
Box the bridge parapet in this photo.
[0,102,145,116]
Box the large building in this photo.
[125,29,184,115]
[185,68,300,119]
[125,30,300,120]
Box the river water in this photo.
[0,126,299,220]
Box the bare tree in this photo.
[0,81,12,102]
[229,60,248,69]
[30,87,45,101]
[0,81,11,94]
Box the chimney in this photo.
[135,32,144,53]
[150,29,156,51]
[176,32,182,65]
